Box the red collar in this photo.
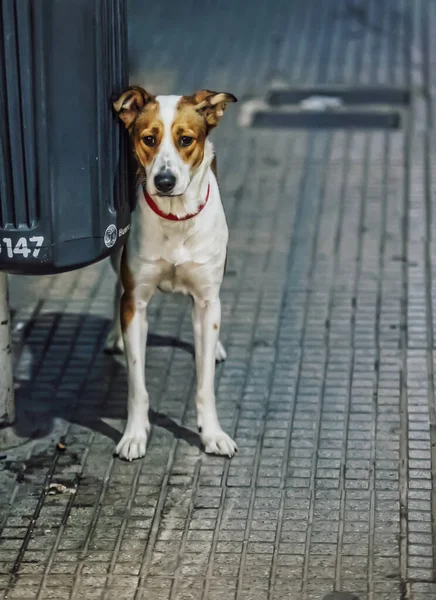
[143,183,210,221]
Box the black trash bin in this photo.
[0,0,131,275]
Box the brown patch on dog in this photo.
[173,98,208,167]
[213,323,219,330]
[133,103,163,167]
[114,86,164,170]
[120,247,135,332]
[173,91,236,166]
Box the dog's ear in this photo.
[113,86,152,128]
[193,90,237,130]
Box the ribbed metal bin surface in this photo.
[0,0,130,274]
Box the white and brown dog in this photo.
[106,85,238,461]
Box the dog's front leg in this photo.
[193,296,237,457]
[116,297,150,461]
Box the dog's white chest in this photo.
[160,230,194,265]
[127,175,228,302]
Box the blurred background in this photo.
[128,0,409,93]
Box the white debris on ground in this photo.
[48,482,76,495]
[299,95,344,111]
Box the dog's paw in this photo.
[104,329,124,354]
[201,428,237,458]
[116,429,149,461]
[215,340,227,363]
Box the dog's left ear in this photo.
[193,90,237,130]
[113,85,152,128]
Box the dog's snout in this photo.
[154,171,176,194]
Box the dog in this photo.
[106,85,238,461]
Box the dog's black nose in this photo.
[154,171,176,194]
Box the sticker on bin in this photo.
[104,225,118,248]
[0,236,44,259]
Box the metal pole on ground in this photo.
[0,272,14,428]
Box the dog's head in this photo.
[113,86,237,197]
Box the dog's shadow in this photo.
[11,312,203,452]
[147,333,194,357]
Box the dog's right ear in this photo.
[193,90,237,130]
[113,86,152,128]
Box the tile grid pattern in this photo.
[1,1,436,598]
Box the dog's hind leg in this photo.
[193,298,226,364]
[215,340,227,362]
[105,249,125,354]
[105,279,124,354]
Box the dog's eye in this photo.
[180,136,193,147]
[142,135,156,147]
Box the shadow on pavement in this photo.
[10,312,200,451]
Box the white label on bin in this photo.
[0,236,44,259]
[104,225,117,248]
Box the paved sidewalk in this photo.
[1,0,436,598]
